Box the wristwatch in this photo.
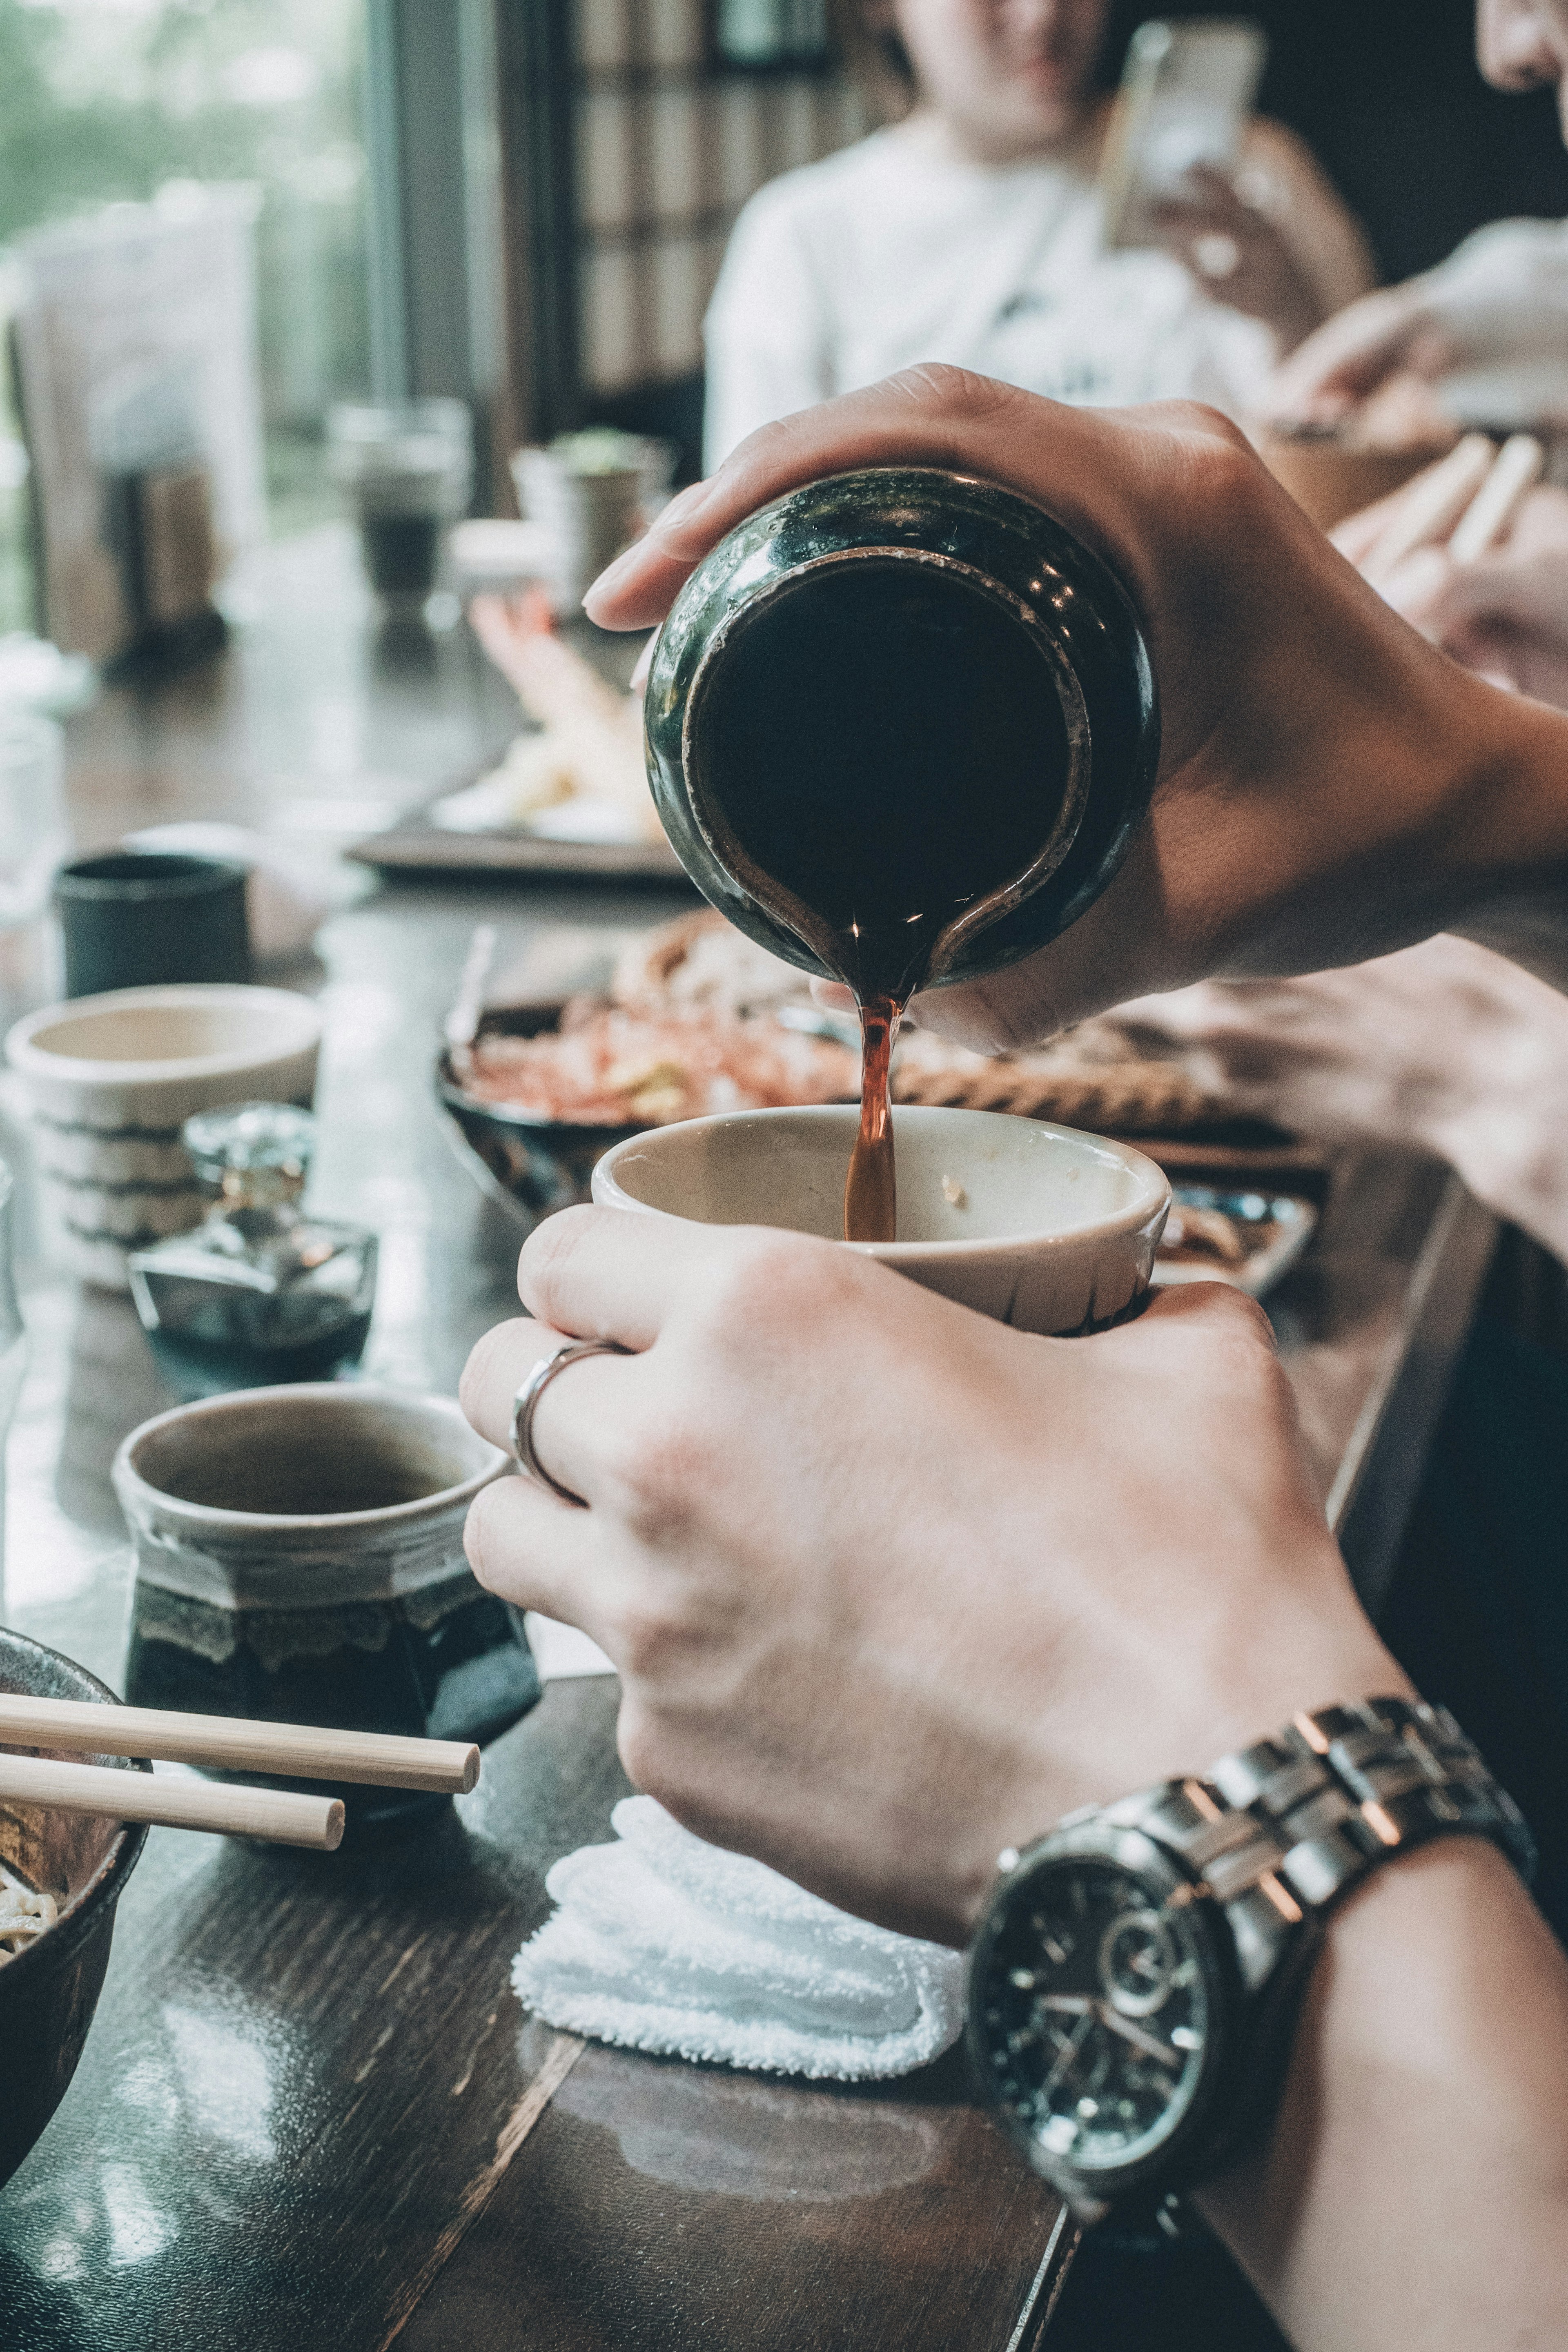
[967,1695,1534,2227]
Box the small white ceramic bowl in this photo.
[592,1105,1170,1335]
[6,983,323,1290]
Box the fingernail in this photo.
[653,477,715,537]
[586,543,639,606]
[587,478,715,611]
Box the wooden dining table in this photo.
[0,530,1496,2349]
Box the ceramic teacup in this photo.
[592,1105,1170,1335]
[6,982,322,1289]
[54,851,252,999]
[112,1384,538,1822]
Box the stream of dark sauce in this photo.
[843,993,901,1242]
[687,558,1077,1245]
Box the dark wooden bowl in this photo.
[0,1629,150,2193]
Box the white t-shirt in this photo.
[704,113,1372,466]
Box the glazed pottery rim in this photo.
[593,1104,1171,1259]
[111,1382,508,1533]
[0,1628,150,1994]
[5,983,322,1087]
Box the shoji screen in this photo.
[575,0,866,400]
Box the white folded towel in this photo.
[512,1796,965,2081]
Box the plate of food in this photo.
[437,911,1253,1229]
[1152,1185,1318,1299]
[351,590,687,881]
[439,993,859,1223]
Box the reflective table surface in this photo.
[0,532,1492,2348]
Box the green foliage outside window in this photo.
[0,0,372,628]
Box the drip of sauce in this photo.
[843,993,902,1243]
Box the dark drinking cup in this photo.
[55,852,252,999]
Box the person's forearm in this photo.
[1433,1122,1568,1267]
[1407,923,1568,1266]
[1451,688,1568,997]
[1429,1069,1568,1267]
[1200,1839,1568,2350]
[1434,687,1568,1260]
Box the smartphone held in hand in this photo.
[1100,18,1267,252]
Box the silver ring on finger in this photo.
[511,1338,629,1506]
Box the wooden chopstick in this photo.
[0,1695,480,1794]
[0,1753,343,1851]
[1448,433,1545,566]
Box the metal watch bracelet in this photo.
[1100,1695,1535,1978]
[1098,1694,1536,2202]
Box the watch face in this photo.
[976,1844,1218,2180]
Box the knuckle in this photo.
[1207,1284,1276,1349]
[696,1228,844,1340]
[1209,1285,1280,1365]
[1165,1281,1283,1390]
[604,1588,690,1681]
[962,980,1059,1056]
[1137,408,1271,546]
[1180,426,1268,526]
[1210,1297,1296,1417]
[886,361,1017,428]
[615,1697,653,1788]
[615,1705,713,1833]
[1158,397,1254,458]
[608,1405,715,1541]
[615,1695,670,1797]
[730,412,812,480]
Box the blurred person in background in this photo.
[702,0,1373,466]
[1270,214,1568,436]
[1271,2,1568,434]
[1168,0,1568,1460]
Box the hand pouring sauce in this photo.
[642,468,1162,1240]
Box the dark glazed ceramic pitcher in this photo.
[643,467,1159,1002]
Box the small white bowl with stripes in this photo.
[6,985,322,1290]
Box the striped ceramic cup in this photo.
[5,984,321,1290]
